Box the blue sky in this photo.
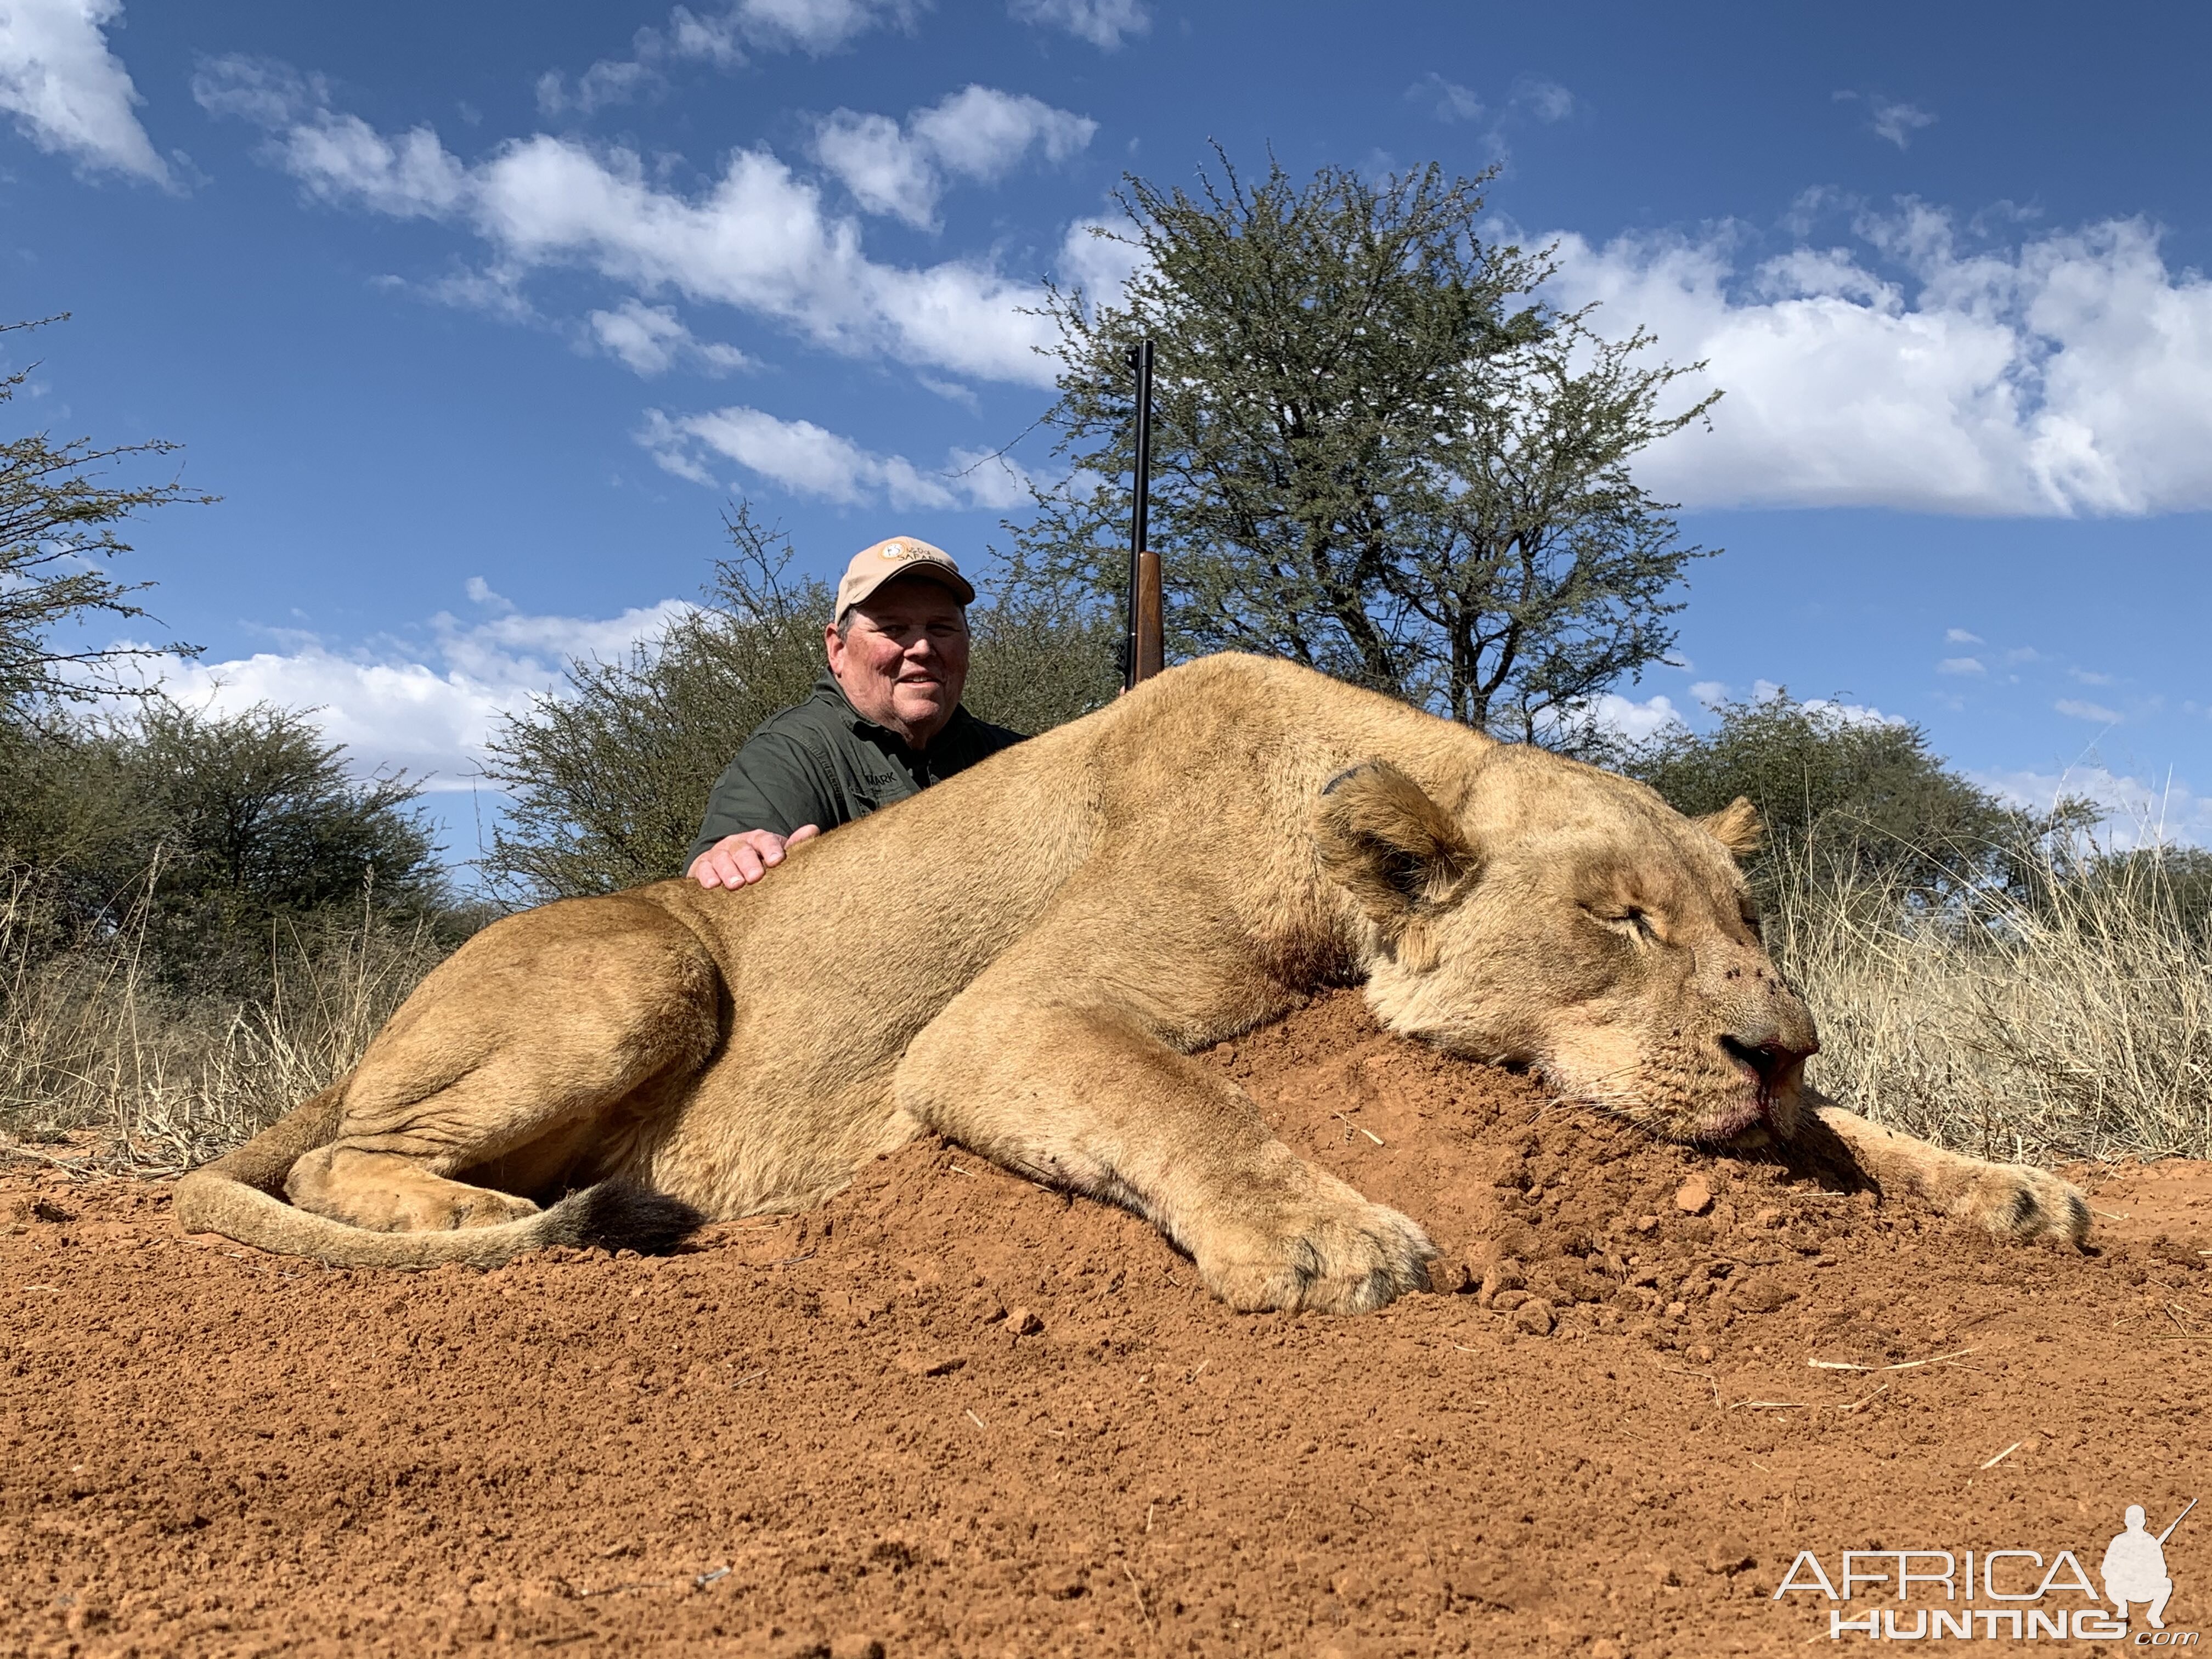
[4,0,2211,859]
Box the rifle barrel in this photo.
[1125,337,1154,691]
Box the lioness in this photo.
[177,655,2087,1311]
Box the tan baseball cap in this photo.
[834,535,976,622]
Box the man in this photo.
[687,536,1024,889]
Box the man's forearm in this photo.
[687,732,837,871]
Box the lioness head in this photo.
[1316,751,1818,1146]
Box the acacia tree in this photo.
[1,315,207,708]
[1010,156,1719,740]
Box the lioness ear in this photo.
[1697,795,1763,859]
[1314,761,1479,927]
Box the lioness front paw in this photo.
[1193,1186,1436,1314]
[1951,1163,2090,1248]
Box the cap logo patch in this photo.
[881,540,923,561]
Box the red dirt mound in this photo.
[4,989,2209,1656]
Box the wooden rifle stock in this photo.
[1133,549,1164,681]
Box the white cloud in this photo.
[195,57,465,216]
[1009,0,1149,50]
[1556,681,1908,748]
[2055,697,2122,724]
[640,404,1034,509]
[1978,765,2212,849]
[1057,214,1146,314]
[196,58,1061,386]
[725,0,913,53]
[811,111,935,225]
[1945,627,1983,644]
[187,51,306,126]
[1869,98,1936,150]
[1405,72,1482,125]
[538,0,916,114]
[586,298,749,376]
[0,0,168,182]
[536,60,648,120]
[1512,76,1575,123]
[813,84,1094,229]
[279,116,468,218]
[1801,696,1899,728]
[1581,690,1685,744]
[1550,207,2212,515]
[1937,656,1985,676]
[120,591,693,793]
[2068,666,2115,686]
[913,85,1093,184]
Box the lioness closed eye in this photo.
[177,655,2087,1312]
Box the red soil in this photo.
[4,989,2209,1657]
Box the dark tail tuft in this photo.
[544,1180,705,1255]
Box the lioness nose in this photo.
[1726,1034,1818,1075]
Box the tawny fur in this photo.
[174,655,2087,1311]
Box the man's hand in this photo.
[688,826,819,890]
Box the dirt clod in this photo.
[1731,1273,1797,1314]
[1704,1538,1757,1576]
[1512,1297,1556,1336]
[894,1351,967,1377]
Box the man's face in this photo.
[825,574,972,747]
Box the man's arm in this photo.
[685,729,840,888]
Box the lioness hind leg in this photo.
[1801,1099,2090,1247]
[285,896,721,1235]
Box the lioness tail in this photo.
[174,1171,703,1269]
[172,1088,702,1268]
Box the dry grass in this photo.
[0,872,449,1175]
[1771,840,2212,1165]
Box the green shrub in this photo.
[0,700,449,997]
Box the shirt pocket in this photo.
[848,769,904,813]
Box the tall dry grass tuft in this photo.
[1771,838,2212,1166]
[0,868,449,1175]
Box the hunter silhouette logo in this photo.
[2104,1499,2194,1630]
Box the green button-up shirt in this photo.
[685,671,1025,868]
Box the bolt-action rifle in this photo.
[1122,337,1164,690]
